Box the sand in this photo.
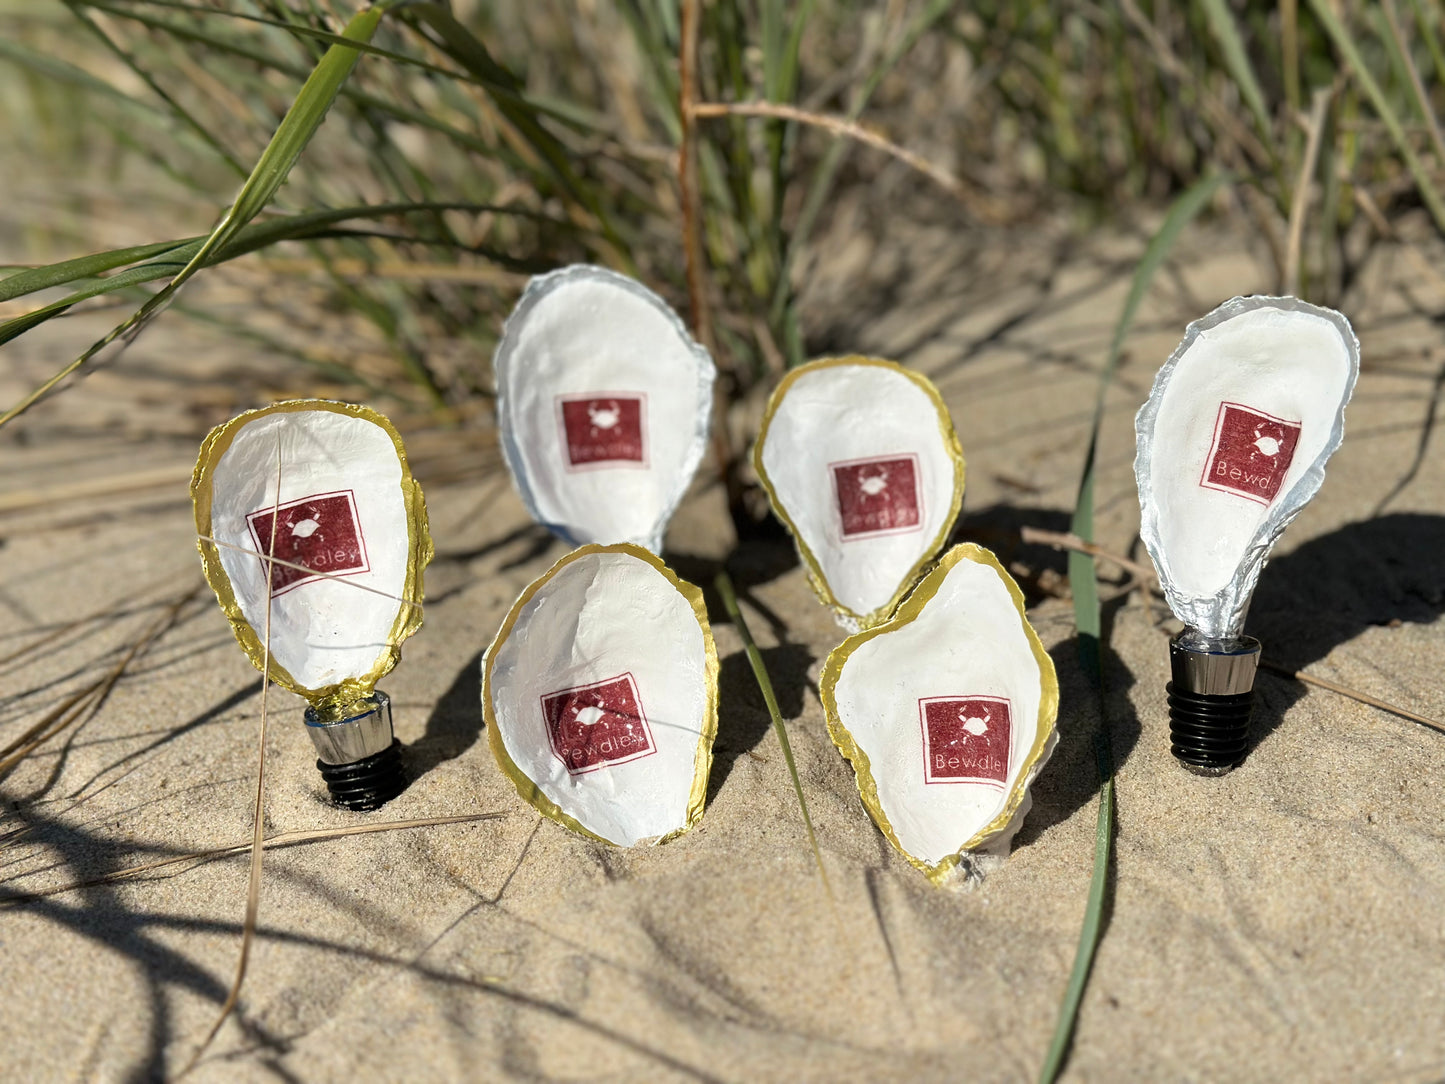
[3,212,1444,1082]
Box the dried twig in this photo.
[1019,528,1445,734]
[179,441,282,1076]
[198,535,422,610]
[0,814,505,906]
[0,584,202,777]
[1285,88,1332,295]
[0,466,190,516]
[1259,662,1445,735]
[690,100,998,220]
[1019,527,1158,585]
[677,0,711,353]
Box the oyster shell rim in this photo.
[753,356,966,629]
[818,542,1059,885]
[481,542,720,846]
[492,264,718,553]
[191,398,433,713]
[1133,294,1361,638]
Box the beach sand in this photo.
[3,213,1444,1082]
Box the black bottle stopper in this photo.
[304,690,407,810]
[1166,629,1261,775]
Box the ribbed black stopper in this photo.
[1166,684,1253,774]
[316,739,407,811]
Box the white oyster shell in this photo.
[1135,296,1359,638]
[494,265,717,553]
[483,544,718,845]
[754,357,965,629]
[820,544,1058,885]
[193,400,430,702]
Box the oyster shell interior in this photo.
[821,544,1057,884]
[494,266,716,553]
[1135,296,1359,638]
[193,400,430,704]
[483,544,718,846]
[754,357,965,629]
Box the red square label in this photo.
[832,454,923,539]
[918,696,1012,785]
[246,490,369,596]
[540,673,655,775]
[558,394,646,469]
[1199,402,1302,506]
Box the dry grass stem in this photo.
[1021,529,1445,735]
[690,100,997,220]
[258,257,527,285]
[198,535,423,611]
[0,583,202,777]
[1019,527,1158,585]
[1381,0,1445,168]
[1285,88,1332,295]
[0,466,191,515]
[677,0,711,354]
[0,813,506,906]
[179,440,281,1076]
[1260,662,1445,735]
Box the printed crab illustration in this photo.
[956,705,990,742]
[1250,422,1287,461]
[587,400,622,433]
[857,465,890,496]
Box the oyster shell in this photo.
[483,544,719,845]
[1135,296,1360,638]
[192,400,432,709]
[754,357,965,629]
[820,543,1058,885]
[494,265,717,553]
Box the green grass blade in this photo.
[714,570,832,897]
[400,1,626,253]
[1038,773,1113,1084]
[0,35,167,115]
[0,240,194,302]
[0,4,385,429]
[771,0,953,340]
[1077,172,1231,529]
[1040,172,1228,1084]
[65,2,249,177]
[80,0,473,84]
[1309,0,1445,233]
[0,262,188,347]
[1198,0,1271,139]
[0,200,550,315]
[1408,0,1445,87]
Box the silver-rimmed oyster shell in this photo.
[494,266,716,553]
[1135,296,1359,638]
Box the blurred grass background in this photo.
[2,0,1444,497]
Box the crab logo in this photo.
[832,454,922,539]
[1251,427,1283,459]
[958,706,990,739]
[587,400,621,432]
[858,466,890,496]
[559,394,646,468]
[919,695,1011,785]
[540,673,656,774]
[245,490,369,596]
[1201,402,1302,506]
